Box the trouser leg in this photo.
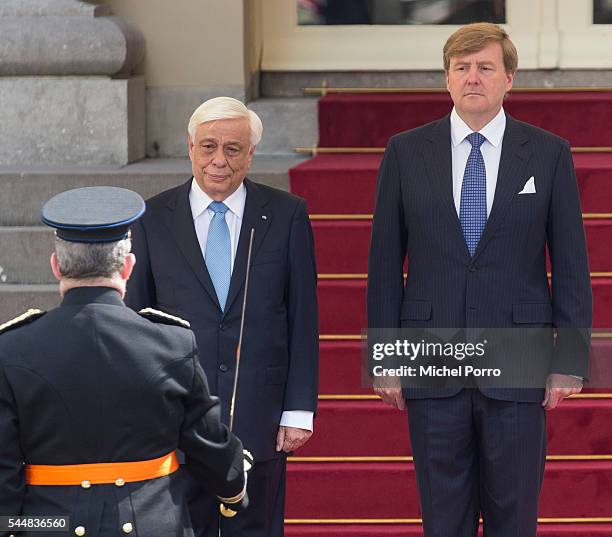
[406,390,480,537]
[473,391,546,537]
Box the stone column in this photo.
[0,0,146,165]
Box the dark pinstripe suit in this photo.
[367,113,592,536]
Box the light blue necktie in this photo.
[205,201,231,310]
[459,132,487,256]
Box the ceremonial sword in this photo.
[220,227,255,518]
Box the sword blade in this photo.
[228,227,255,432]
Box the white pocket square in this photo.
[518,176,536,194]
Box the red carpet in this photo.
[318,341,370,395]
[298,398,612,457]
[286,525,612,537]
[317,92,612,148]
[285,461,612,518]
[291,153,612,215]
[286,89,612,534]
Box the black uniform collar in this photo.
[61,286,125,307]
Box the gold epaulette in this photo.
[0,309,46,334]
[138,308,190,329]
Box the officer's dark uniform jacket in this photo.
[0,286,245,537]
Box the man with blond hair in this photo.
[126,97,319,537]
[368,23,591,536]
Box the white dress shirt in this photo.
[190,179,246,270]
[189,178,314,431]
[450,106,506,217]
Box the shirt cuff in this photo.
[280,410,314,431]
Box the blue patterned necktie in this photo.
[459,132,487,256]
[205,201,231,311]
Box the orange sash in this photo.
[25,451,179,486]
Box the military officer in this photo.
[0,187,249,537]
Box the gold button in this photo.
[81,480,91,489]
[75,527,86,536]
[115,478,125,487]
[122,522,133,534]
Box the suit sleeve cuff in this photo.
[280,410,314,431]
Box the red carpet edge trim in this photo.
[287,456,612,462]
[317,393,612,400]
[295,147,612,155]
[285,517,612,524]
[309,214,612,220]
[317,273,612,279]
[303,87,612,95]
[318,334,612,341]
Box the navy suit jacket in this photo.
[126,178,319,461]
[367,114,592,401]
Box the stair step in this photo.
[285,522,612,537]
[311,219,612,274]
[2,218,611,284]
[0,285,59,322]
[319,341,371,395]
[318,340,612,395]
[0,227,54,284]
[4,280,611,335]
[0,156,300,225]
[299,398,612,457]
[317,279,612,333]
[285,460,612,518]
[290,153,612,214]
[317,92,612,148]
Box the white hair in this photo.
[187,97,263,147]
[55,237,132,280]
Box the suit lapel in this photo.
[165,179,221,308]
[422,116,471,261]
[472,114,531,262]
[224,178,272,315]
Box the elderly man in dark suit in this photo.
[367,23,592,537]
[126,97,319,537]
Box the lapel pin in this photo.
[262,215,267,220]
